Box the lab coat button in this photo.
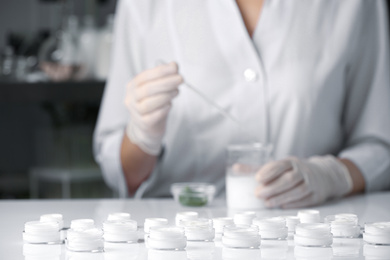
[244,68,258,82]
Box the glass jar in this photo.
[252,217,288,240]
[297,210,321,224]
[179,218,215,241]
[294,223,332,247]
[221,225,260,248]
[23,221,61,244]
[226,143,273,209]
[363,222,390,245]
[103,220,138,243]
[147,226,187,250]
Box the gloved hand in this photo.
[125,62,183,155]
[255,155,353,208]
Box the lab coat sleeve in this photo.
[93,0,135,197]
[339,0,390,192]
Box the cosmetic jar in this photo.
[325,215,360,238]
[70,219,95,231]
[294,223,332,247]
[233,211,257,225]
[175,211,198,226]
[107,212,131,221]
[147,226,187,250]
[144,218,169,234]
[66,227,104,252]
[40,214,66,241]
[297,210,321,224]
[23,221,61,244]
[40,214,64,230]
[284,216,300,236]
[252,217,288,240]
[221,224,260,248]
[103,219,138,243]
[180,218,215,241]
[213,217,234,236]
[363,222,390,245]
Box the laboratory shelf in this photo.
[0,80,105,102]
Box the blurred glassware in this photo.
[95,14,114,80]
[78,15,99,80]
[0,46,16,80]
[38,15,82,81]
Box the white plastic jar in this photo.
[284,216,300,236]
[103,220,138,243]
[363,222,390,245]
[40,214,64,230]
[294,223,332,247]
[70,219,95,231]
[297,210,321,224]
[147,226,187,250]
[324,214,360,238]
[252,217,288,240]
[213,217,234,236]
[144,218,169,234]
[180,218,215,241]
[107,212,131,221]
[66,227,104,252]
[175,211,198,226]
[23,221,61,244]
[221,225,260,248]
[233,211,257,225]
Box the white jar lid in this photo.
[252,217,287,240]
[175,211,198,226]
[185,226,215,241]
[365,222,390,235]
[103,220,138,233]
[234,211,257,225]
[179,218,212,228]
[284,216,300,232]
[148,226,187,250]
[144,218,168,233]
[325,214,358,225]
[70,219,95,231]
[364,222,390,245]
[294,223,332,247]
[330,219,360,238]
[253,217,286,229]
[66,228,104,252]
[297,210,321,223]
[25,221,60,234]
[107,212,131,221]
[222,225,260,248]
[40,214,64,230]
[23,221,61,244]
[213,217,234,234]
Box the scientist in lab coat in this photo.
[93,0,390,208]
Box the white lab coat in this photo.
[93,0,390,198]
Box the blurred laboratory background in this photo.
[0,0,390,200]
[0,0,116,199]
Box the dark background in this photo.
[0,0,117,199]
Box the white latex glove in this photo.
[125,62,183,155]
[255,155,353,208]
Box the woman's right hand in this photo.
[125,62,183,155]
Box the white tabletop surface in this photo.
[1,192,390,260]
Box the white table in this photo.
[1,192,390,260]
